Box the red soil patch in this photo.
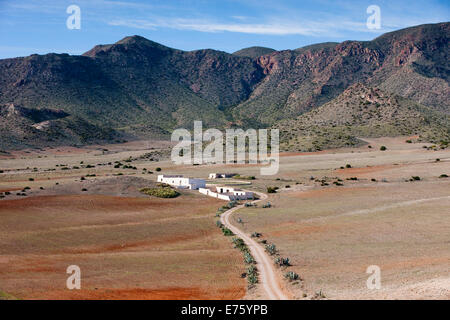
[61,231,214,254]
[0,194,209,213]
[279,150,329,157]
[33,286,245,300]
[0,188,21,193]
[14,266,60,274]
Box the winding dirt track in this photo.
[220,191,288,300]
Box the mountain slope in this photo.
[276,84,450,151]
[0,104,119,150]
[233,46,276,58]
[232,22,449,126]
[0,23,448,149]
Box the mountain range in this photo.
[0,22,448,150]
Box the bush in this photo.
[247,273,258,285]
[439,174,448,178]
[284,271,300,281]
[380,146,387,151]
[28,178,34,181]
[244,252,255,264]
[221,227,234,236]
[265,243,277,255]
[267,187,277,193]
[410,176,421,181]
[247,265,257,275]
[232,237,247,251]
[262,202,272,208]
[155,167,162,172]
[275,257,291,267]
[345,164,352,168]
[140,187,180,198]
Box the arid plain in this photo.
[0,137,449,299]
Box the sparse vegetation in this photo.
[265,243,277,255]
[267,186,278,193]
[274,257,291,267]
[221,227,234,236]
[284,271,300,281]
[140,186,180,198]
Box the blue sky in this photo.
[0,0,449,59]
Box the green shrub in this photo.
[267,187,277,193]
[262,202,271,208]
[232,237,247,251]
[275,257,291,267]
[221,227,234,236]
[380,146,387,151]
[155,167,162,172]
[247,273,258,285]
[439,174,448,178]
[140,187,180,198]
[284,271,300,281]
[244,252,255,264]
[265,243,277,255]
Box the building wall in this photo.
[157,175,205,190]
[199,187,251,201]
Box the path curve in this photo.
[220,191,288,300]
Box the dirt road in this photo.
[220,191,288,300]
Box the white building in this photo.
[199,185,253,201]
[157,175,205,190]
[209,173,237,179]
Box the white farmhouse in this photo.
[157,175,206,190]
[199,185,253,201]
